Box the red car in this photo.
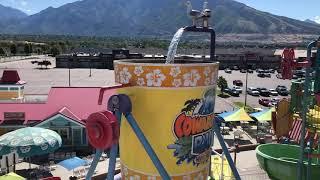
[259,98,272,107]
[233,80,243,87]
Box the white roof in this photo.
[274,49,317,58]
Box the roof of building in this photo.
[0,87,116,125]
[0,70,25,85]
[274,49,317,58]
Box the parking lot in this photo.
[0,57,292,111]
[217,70,292,109]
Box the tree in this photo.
[31,60,38,64]
[0,47,6,56]
[24,43,31,55]
[42,60,52,69]
[10,44,17,55]
[217,76,228,95]
[37,61,44,69]
[50,46,60,57]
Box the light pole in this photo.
[68,62,71,87]
[244,59,248,107]
[243,54,249,107]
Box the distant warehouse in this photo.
[56,49,143,69]
[56,48,282,70]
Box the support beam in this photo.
[106,111,122,180]
[85,150,102,180]
[213,123,241,180]
[125,113,170,180]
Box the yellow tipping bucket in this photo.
[114,59,219,179]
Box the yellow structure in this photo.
[211,155,234,180]
[0,85,25,100]
[115,60,219,179]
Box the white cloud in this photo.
[314,16,320,24]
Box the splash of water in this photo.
[165,28,185,64]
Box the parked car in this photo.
[278,89,289,96]
[259,98,272,107]
[233,66,239,70]
[225,68,232,74]
[233,80,243,87]
[292,74,299,79]
[264,73,271,78]
[248,87,260,96]
[257,88,270,97]
[247,69,254,73]
[294,70,306,78]
[276,86,289,96]
[240,69,247,73]
[257,73,265,78]
[271,98,280,106]
[224,88,240,97]
[229,89,240,97]
[268,69,275,73]
[232,86,242,93]
[276,74,282,79]
[256,69,264,73]
[269,89,279,96]
[276,85,287,92]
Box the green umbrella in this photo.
[0,127,62,158]
[250,107,276,122]
[0,172,25,180]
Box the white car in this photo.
[271,98,281,106]
[269,89,278,96]
[247,87,260,96]
[232,86,242,93]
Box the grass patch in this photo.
[217,89,231,98]
[218,93,230,98]
[233,101,254,113]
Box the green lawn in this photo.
[217,89,231,98]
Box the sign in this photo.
[4,112,25,121]
[168,88,215,166]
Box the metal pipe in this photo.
[306,41,317,63]
[297,40,318,180]
[184,26,216,62]
[85,150,103,180]
[106,111,122,180]
[213,122,241,180]
[125,113,170,180]
[298,67,312,180]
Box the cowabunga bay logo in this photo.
[167,88,215,166]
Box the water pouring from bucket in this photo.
[165,0,212,64]
[165,28,185,64]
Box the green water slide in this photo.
[256,144,320,180]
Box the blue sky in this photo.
[236,0,320,22]
[0,0,319,23]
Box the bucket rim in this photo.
[114,59,219,67]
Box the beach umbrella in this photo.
[250,107,275,122]
[58,157,87,171]
[0,127,62,158]
[218,108,253,122]
[0,172,25,180]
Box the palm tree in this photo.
[181,99,201,115]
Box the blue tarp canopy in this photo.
[58,157,87,171]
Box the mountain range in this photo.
[0,0,320,37]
